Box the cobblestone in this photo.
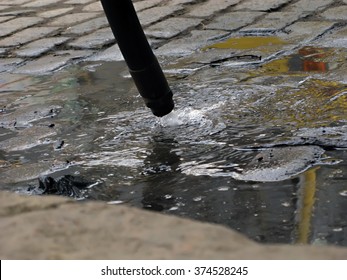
[0,58,23,73]
[0,16,14,23]
[38,7,74,18]
[241,11,309,33]
[63,16,108,35]
[313,26,347,48]
[206,11,264,31]
[1,0,30,5]
[168,0,197,5]
[22,0,60,8]
[47,12,100,27]
[0,9,35,17]
[65,0,94,4]
[13,55,71,74]
[0,0,346,75]
[145,17,203,39]
[283,21,336,44]
[287,0,335,12]
[87,44,124,62]
[14,50,92,74]
[134,0,163,12]
[68,27,115,49]
[138,5,184,26]
[156,30,229,56]
[234,0,291,11]
[82,1,103,12]
[0,27,59,47]
[0,6,11,11]
[0,17,44,37]
[321,6,347,21]
[15,37,70,57]
[188,0,241,18]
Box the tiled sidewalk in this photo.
[0,0,346,74]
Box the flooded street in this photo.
[1,39,347,246]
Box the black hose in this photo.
[100,0,174,117]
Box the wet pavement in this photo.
[1,0,347,246]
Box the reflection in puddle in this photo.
[242,79,347,128]
[262,47,330,73]
[296,168,317,244]
[205,36,286,50]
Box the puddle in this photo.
[1,60,347,246]
[204,36,286,50]
[260,47,331,73]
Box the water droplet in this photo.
[164,194,172,199]
[107,200,123,205]
[281,202,291,207]
[217,186,229,191]
[339,190,347,197]
[193,196,202,202]
[169,206,179,211]
[333,227,343,232]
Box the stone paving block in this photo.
[65,0,94,4]
[82,1,103,12]
[156,30,229,57]
[0,73,35,94]
[0,9,35,17]
[47,12,100,27]
[0,58,23,73]
[188,0,241,18]
[234,0,291,11]
[38,7,74,18]
[22,0,62,8]
[63,16,108,35]
[145,17,202,39]
[87,44,124,61]
[55,50,93,60]
[241,11,309,33]
[169,0,198,5]
[15,37,70,57]
[0,0,30,4]
[287,0,335,12]
[0,6,11,11]
[344,0,347,4]
[0,27,59,47]
[0,48,6,55]
[0,16,14,23]
[134,0,163,12]
[14,55,70,74]
[321,6,347,21]
[68,27,115,49]
[138,5,185,26]
[312,26,347,48]
[14,50,92,74]
[0,17,44,37]
[206,11,264,31]
[283,21,336,44]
